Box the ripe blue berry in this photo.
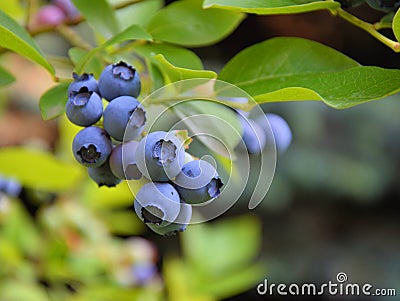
[98,61,141,101]
[72,126,112,167]
[264,113,292,154]
[88,160,122,187]
[135,131,185,182]
[103,95,146,142]
[134,182,181,226]
[66,87,103,126]
[173,159,223,204]
[68,73,99,96]
[0,175,22,198]
[147,202,192,236]
[109,141,142,180]
[240,117,267,154]
[54,0,80,21]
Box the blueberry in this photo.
[4,178,22,197]
[88,160,122,187]
[103,95,146,141]
[134,182,181,226]
[173,159,223,204]
[337,0,366,8]
[131,262,157,285]
[53,0,80,21]
[66,87,103,126]
[239,116,267,154]
[68,73,99,96]
[35,5,67,27]
[0,175,22,198]
[147,202,192,236]
[98,61,141,101]
[135,131,185,182]
[264,113,292,154]
[366,0,400,11]
[72,126,112,167]
[109,141,142,180]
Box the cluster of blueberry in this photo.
[338,0,400,12]
[66,61,223,236]
[34,0,79,28]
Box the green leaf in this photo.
[0,9,54,74]
[39,83,69,120]
[0,281,49,301]
[115,0,163,29]
[71,0,119,38]
[74,24,152,74]
[392,8,400,42]
[153,54,216,83]
[68,47,103,78]
[0,64,15,86]
[147,0,245,47]
[219,37,400,108]
[2,201,41,257]
[203,0,340,14]
[253,67,400,108]
[0,147,84,192]
[182,215,262,276]
[134,43,204,69]
[173,100,241,158]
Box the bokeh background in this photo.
[0,1,399,300]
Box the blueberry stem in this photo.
[330,6,400,52]
[55,24,92,51]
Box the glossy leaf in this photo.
[68,47,103,78]
[0,9,54,74]
[153,54,217,83]
[0,65,15,87]
[0,147,84,192]
[39,83,69,120]
[182,215,262,276]
[219,37,400,108]
[392,8,400,42]
[115,0,163,29]
[74,24,152,73]
[147,0,245,47]
[134,43,204,69]
[203,0,340,14]
[71,0,119,38]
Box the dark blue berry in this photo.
[68,73,99,96]
[66,87,103,126]
[264,113,292,154]
[103,95,146,141]
[98,61,141,101]
[88,160,122,187]
[109,141,142,180]
[239,116,267,154]
[134,182,181,226]
[173,159,223,204]
[135,131,185,182]
[147,202,192,236]
[72,126,112,167]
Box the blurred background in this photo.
[0,1,399,300]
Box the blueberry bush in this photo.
[1,0,400,300]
